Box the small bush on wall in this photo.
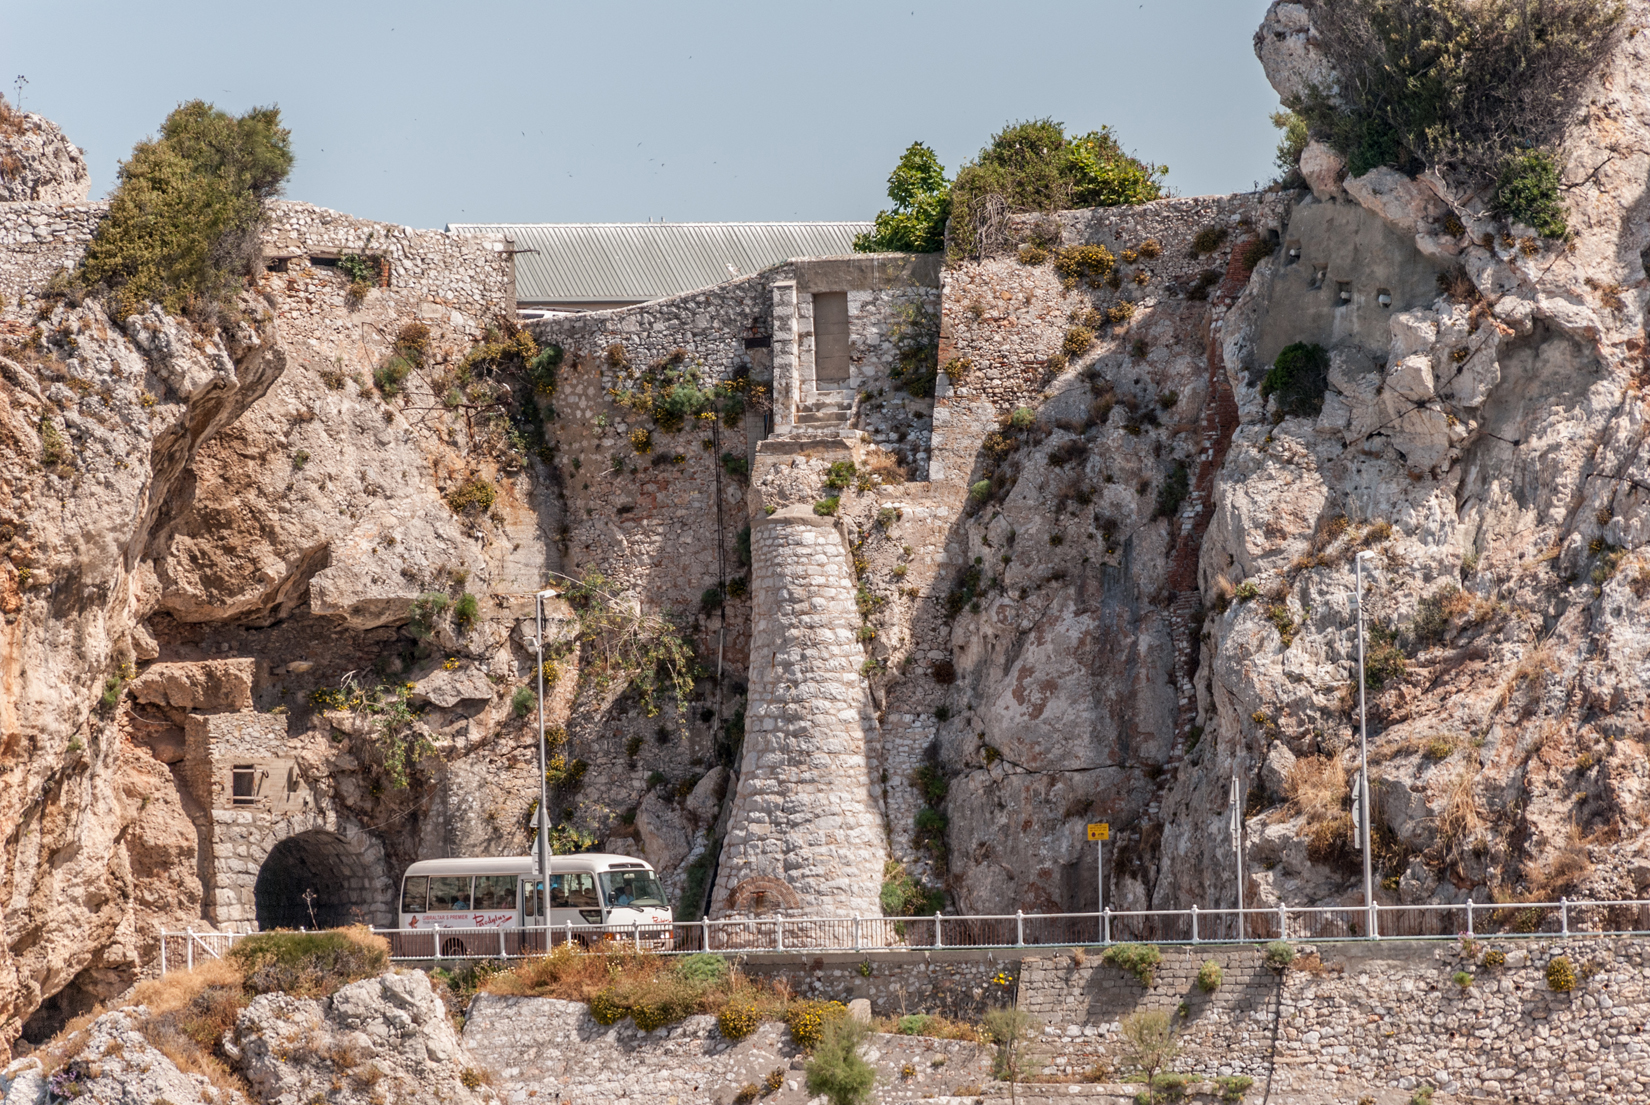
[1261,342,1329,418]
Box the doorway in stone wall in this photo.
[813,291,850,387]
[254,830,376,930]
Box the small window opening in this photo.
[1337,282,1353,305]
[1311,265,1327,289]
[265,257,289,273]
[231,765,258,805]
[309,256,340,269]
[1376,289,1393,308]
[1286,241,1302,265]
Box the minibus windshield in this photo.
[598,870,668,909]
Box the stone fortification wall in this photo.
[259,201,513,352]
[710,507,886,919]
[0,201,103,305]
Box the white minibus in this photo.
[396,853,673,956]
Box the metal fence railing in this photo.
[157,896,1650,973]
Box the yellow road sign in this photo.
[1087,822,1109,841]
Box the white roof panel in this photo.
[447,221,873,306]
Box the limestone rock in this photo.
[411,663,495,708]
[48,1008,241,1105]
[635,791,693,878]
[0,1058,45,1105]
[1298,140,1347,202]
[1254,2,1337,107]
[1343,167,1447,238]
[1260,742,1297,800]
[237,971,495,1105]
[0,104,89,203]
[129,659,255,712]
[124,306,240,402]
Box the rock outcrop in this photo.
[0,100,88,204]
[238,971,494,1105]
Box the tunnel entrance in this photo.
[254,830,375,930]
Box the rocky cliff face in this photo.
[1156,0,1650,918]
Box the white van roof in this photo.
[401,853,655,878]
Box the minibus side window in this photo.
[401,876,428,914]
[549,873,598,909]
[474,875,515,910]
[565,873,598,908]
[428,876,471,912]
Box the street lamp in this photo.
[1354,550,1376,939]
[531,587,559,930]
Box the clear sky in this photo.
[0,0,1282,230]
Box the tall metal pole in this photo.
[1231,772,1244,938]
[1356,552,1374,939]
[535,591,552,925]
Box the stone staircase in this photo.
[792,386,854,431]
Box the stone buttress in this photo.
[709,506,887,919]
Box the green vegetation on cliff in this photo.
[1298,0,1620,235]
[80,101,293,326]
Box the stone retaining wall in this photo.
[1012,935,1650,1102]
[463,995,995,1105]
[459,935,1650,1103]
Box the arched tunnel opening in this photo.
[254,830,376,930]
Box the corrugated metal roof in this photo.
[446,221,873,307]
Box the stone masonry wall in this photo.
[455,935,1650,1104]
[463,996,996,1105]
[1012,935,1650,1102]
[710,507,886,920]
[0,201,103,306]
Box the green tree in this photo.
[854,141,950,254]
[81,101,293,325]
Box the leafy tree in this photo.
[854,141,950,254]
[81,101,293,325]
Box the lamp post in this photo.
[1354,550,1375,939]
[532,587,558,929]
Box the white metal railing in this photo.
[157,897,1650,973]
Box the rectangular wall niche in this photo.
[813,292,850,385]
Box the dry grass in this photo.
[1523,825,1593,901]
[863,446,910,485]
[1494,642,1556,714]
[872,1012,984,1042]
[1285,755,1349,825]
[1436,765,1484,857]
[485,945,785,1033]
